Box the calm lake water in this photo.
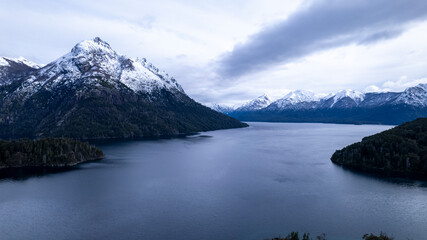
[1,122,427,240]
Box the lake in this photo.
[1,122,426,240]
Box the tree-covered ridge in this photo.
[331,118,427,178]
[0,138,104,168]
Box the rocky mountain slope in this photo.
[0,37,247,139]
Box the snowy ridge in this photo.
[120,57,184,93]
[0,57,9,67]
[330,89,365,107]
[1,56,44,87]
[209,104,235,114]
[280,90,319,104]
[394,84,427,107]
[9,57,44,69]
[236,94,271,111]
[268,90,321,110]
[0,56,43,69]
[5,37,184,100]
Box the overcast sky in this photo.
[1,0,427,105]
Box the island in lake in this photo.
[331,118,427,179]
[0,138,104,168]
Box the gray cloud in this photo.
[358,29,404,45]
[218,0,427,78]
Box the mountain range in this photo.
[213,85,427,125]
[0,37,246,139]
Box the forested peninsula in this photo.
[0,138,104,168]
[331,118,427,179]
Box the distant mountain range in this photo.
[211,84,427,125]
[0,37,246,139]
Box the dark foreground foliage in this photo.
[331,118,427,179]
[267,232,394,240]
[268,232,326,240]
[0,138,104,168]
[362,232,395,240]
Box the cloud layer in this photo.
[218,0,427,78]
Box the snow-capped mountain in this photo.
[0,37,246,139]
[6,37,184,102]
[235,94,271,112]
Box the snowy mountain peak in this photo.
[236,94,271,111]
[3,38,184,100]
[265,90,321,111]
[254,94,271,103]
[394,83,427,107]
[258,93,269,99]
[333,89,365,101]
[71,37,115,55]
[281,90,319,104]
[330,89,365,107]
[0,56,43,69]
[209,104,235,114]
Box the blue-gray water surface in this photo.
[1,122,427,240]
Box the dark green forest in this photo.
[266,232,393,240]
[331,118,427,179]
[0,138,104,168]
